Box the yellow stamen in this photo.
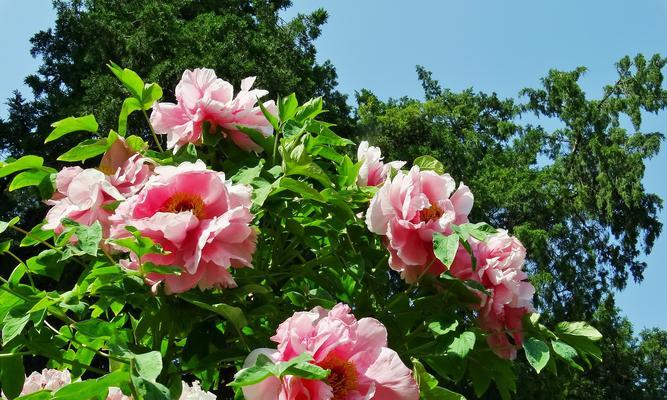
[161,192,206,219]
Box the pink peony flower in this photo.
[449,230,535,360]
[110,160,256,294]
[365,166,474,282]
[242,303,419,400]
[356,141,405,187]
[18,369,71,395]
[44,167,124,234]
[150,68,277,152]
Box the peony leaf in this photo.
[414,155,444,174]
[433,232,460,269]
[45,115,99,143]
[523,337,550,373]
[0,156,43,179]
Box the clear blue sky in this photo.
[1,1,665,330]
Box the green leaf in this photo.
[142,262,182,275]
[141,83,163,109]
[555,322,602,341]
[126,135,147,152]
[294,97,324,122]
[447,331,476,358]
[428,320,459,337]
[180,295,248,331]
[337,155,360,187]
[414,155,444,174]
[278,177,325,203]
[0,156,44,179]
[279,93,298,122]
[109,226,168,259]
[60,220,102,258]
[45,115,98,143]
[52,370,127,400]
[285,162,333,188]
[0,216,20,234]
[134,351,163,381]
[118,97,142,136]
[26,249,66,280]
[58,138,112,162]
[0,240,11,255]
[230,353,275,387]
[235,126,274,154]
[413,359,466,400]
[2,309,30,345]
[20,224,53,247]
[433,232,460,269]
[9,169,54,192]
[0,354,25,399]
[74,319,114,340]
[131,375,171,400]
[108,62,144,100]
[551,340,583,371]
[523,337,550,373]
[15,391,52,400]
[232,160,265,185]
[258,100,279,131]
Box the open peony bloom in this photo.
[450,230,535,360]
[242,303,419,400]
[44,138,153,237]
[356,141,405,187]
[150,68,277,152]
[366,166,474,282]
[44,166,125,234]
[110,160,256,294]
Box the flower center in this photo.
[420,203,444,222]
[161,192,206,219]
[318,353,358,400]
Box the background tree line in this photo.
[0,1,664,398]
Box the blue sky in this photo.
[1,1,665,330]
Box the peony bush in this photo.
[0,64,602,399]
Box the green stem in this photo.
[271,128,281,166]
[6,250,35,288]
[0,351,31,358]
[9,225,87,267]
[142,109,164,153]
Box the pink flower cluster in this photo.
[110,160,256,294]
[13,369,214,399]
[356,141,405,187]
[366,165,473,282]
[450,231,535,359]
[44,139,257,294]
[242,303,419,400]
[150,68,277,152]
[44,138,152,236]
[361,146,535,360]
